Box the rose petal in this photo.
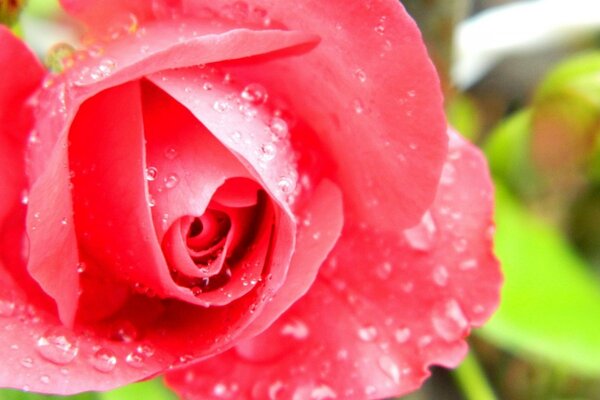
[0,30,165,395]
[181,0,448,231]
[66,20,319,97]
[0,27,46,308]
[147,66,300,212]
[141,80,251,240]
[165,132,501,400]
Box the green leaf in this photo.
[479,183,600,376]
[535,52,600,105]
[97,379,177,400]
[0,389,98,400]
[446,93,481,142]
[483,110,540,199]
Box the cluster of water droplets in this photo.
[161,65,301,206]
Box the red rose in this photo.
[0,0,501,398]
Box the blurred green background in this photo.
[2,0,600,399]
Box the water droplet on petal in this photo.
[20,190,29,205]
[394,327,411,343]
[357,325,378,342]
[241,83,268,104]
[40,375,50,384]
[91,347,117,373]
[164,147,178,160]
[459,258,478,270]
[258,143,277,162]
[203,82,213,91]
[432,265,449,286]
[109,320,138,343]
[277,177,295,194]
[125,351,144,368]
[376,261,392,279]
[403,211,436,251]
[269,117,289,140]
[378,355,401,384]
[432,299,469,342]
[36,328,79,365]
[268,380,284,400]
[280,319,309,340]
[0,299,16,317]
[213,100,231,113]
[352,99,366,114]
[20,357,34,368]
[145,167,158,181]
[164,174,179,189]
[310,384,337,400]
[46,43,76,73]
[354,68,367,83]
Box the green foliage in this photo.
[480,183,600,376]
[483,110,540,199]
[0,379,177,400]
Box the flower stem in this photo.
[452,350,498,400]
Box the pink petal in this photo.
[0,30,160,394]
[181,0,448,231]
[141,80,250,241]
[165,132,501,400]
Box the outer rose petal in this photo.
[184,0,448,231]
[166,131,501,400]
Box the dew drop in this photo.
[394,327,411,343]
[164,174,179,189]
[91,347,117,373]
[202,82,213,91]
[459,258,478,270]
[268,380,284,400]
[60,217,68,226]
[0,299,16,317]
[109,320,138,343]
[20,190,29,205]
[125,351,144,368]
[20,357,34,368]
[357,325,378,342]
[91,58,117,80]
[77,261,87,274]
[241,83,268,104]
[310,384,337,400]
[440,163,456,185]
[213,99,230,113]
[231,130,242,142]
[280,319,309,340]
[403,211,436,251]
[354,68,367,83]
[46,43,76,73]
[40,375,50,384]
[277,177,295,194]
[145,167,158,181]
[352,99,366,114]
[164,147,178,160]
[432,265,449,286]
[269,117,289,140]
[374,16,387,35]
[376,261,392,279]
[432,299,469,342]
[36,328,79,365]
[378,355,401,384]
[258,143,277,162]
